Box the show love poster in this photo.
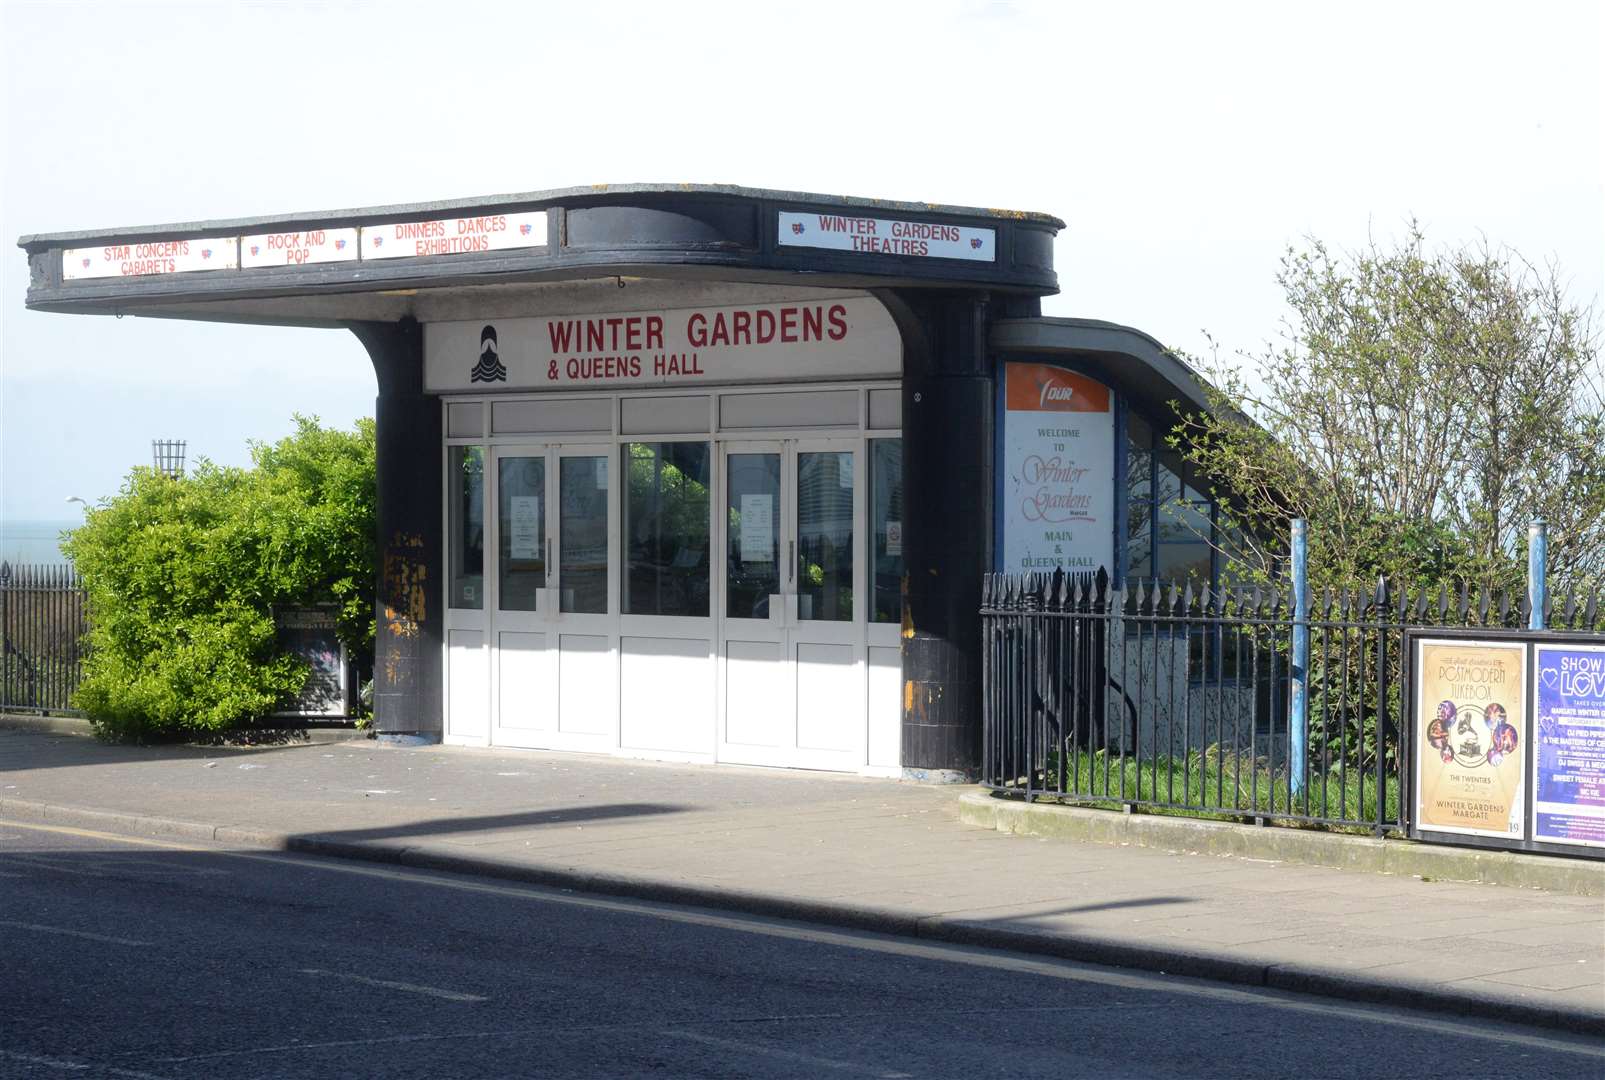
[1415,640,1527,838]
[1532,644,1605,848]
[1001,363,1114,574]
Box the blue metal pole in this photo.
[1290,518,1308,798]
[1528,519,1548,631]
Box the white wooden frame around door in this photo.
[441,383,902,774]
[488,441,617,753]
[715,437,867,771]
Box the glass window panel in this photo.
[1126,502,1152,579]
[725,452,781,619]
[870,439,903,624]
[1157,542,1211,585]
[560,456,609,614]
[1156,450,1183,504]
[623,442,711,617]
[498,455,545,611]
[1126,445,1153,504]
[1127,411,1153,450]
[797,451,853,622]
[1159,499,1212,543]
[449,446,484,609]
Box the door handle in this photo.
[788,540,795,585]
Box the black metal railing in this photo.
[981,570,1605,833]
[0,562,87,715]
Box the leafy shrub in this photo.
[63,416,375,739]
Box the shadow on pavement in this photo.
[306,803,691,842]
[0,729,311,772]
[1024,896,1197,917]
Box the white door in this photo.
[490,443,615,751]
[718,438,867,770]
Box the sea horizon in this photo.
[0,518,80,566]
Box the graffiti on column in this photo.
[380,531,428,690]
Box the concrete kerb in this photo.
[1,794,1600,1037]
[0,712,370,746]
[957,791,1605,898]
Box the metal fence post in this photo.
[1290,519,1309,798]
[1528,519,1547,631]
[1,561,9,709]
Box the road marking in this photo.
[4,817,1603,1062]
[0,919,150,947]
[663,1029,912,1077]
[2,853,110,878]
[299,968,488,1002]
[0,1048,173,1079]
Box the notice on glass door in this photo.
[509,496,541,560]
[1533,644,1605,848]
[740,494,774,562]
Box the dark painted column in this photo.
[348,317,443,744]
[880,291,993,780]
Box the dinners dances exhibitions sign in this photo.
[1001,362,1114,574]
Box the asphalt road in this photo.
[1,821,1600,1080]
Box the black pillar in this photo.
[348,318,443,743]
[880,291,993,780]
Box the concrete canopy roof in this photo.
[989,317,1228,422]
[18,183,1063,328]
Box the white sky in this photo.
[3,0,1601,518]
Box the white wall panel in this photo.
[795,643,860,754]
[559,634,614,736]
[725,640,784,748]
[498,630,554,732]
[620,636,713,755]
[867,646,901,768]
[447,630,488,741]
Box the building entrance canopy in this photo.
[18,183,1062,327]
[16,184,1224,779]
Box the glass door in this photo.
[720,442,791,757]
[718,438,865,770]
[490,444,613,749]
[789,440,863,766]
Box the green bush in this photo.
[63,416,375,740]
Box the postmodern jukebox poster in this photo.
[1414,639,1527,839]
[1532,644,1605,848]
[1001,363,1114,575]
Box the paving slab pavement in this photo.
[1,724,1602,1034]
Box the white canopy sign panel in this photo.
[778,211,994,262]
[362,210,548,260]
[423,296,902,392]
[1002,362,1115,575]
[63,238,238,280]
[240,228,359,269]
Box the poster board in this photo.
[1531,643,1605,849]
[1412,638,1527,841]
[273,606,350,718]
[1001,362,1115,574]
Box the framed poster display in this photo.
[1412,637,1528,841]
[1531,643,1605,849]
